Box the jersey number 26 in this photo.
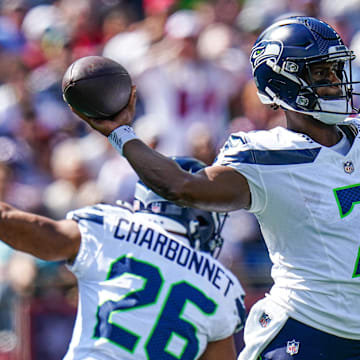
[93,255,240,359]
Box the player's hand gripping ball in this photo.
[62,56,132,119]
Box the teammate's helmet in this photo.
[133,157,227,256]
[250,16,360,124]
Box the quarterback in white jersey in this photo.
[70,16,360,360]
[0,157,245,360]
[215,122,360,358]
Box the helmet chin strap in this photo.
[261,87,350,125]
[311,98,351,125]
[289,99,350,125]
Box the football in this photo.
[62,56,132,119]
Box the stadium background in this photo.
[0,0,358,358]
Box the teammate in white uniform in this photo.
[70,16,360,360]
[0,157,245,360]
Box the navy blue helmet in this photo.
[133,157,227,256]
[250,16,360,124]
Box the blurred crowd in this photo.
[1,0,360,357]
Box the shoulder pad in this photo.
[67,205,106,225]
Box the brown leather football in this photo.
[62,56,132,119]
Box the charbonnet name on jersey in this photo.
[113,217,234,297]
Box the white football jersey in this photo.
[63,204,245,360]
[214,122,360,340]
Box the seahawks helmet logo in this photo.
[250,40,283,71]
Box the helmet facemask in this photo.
[295,50,357,124]
[188,209,228,258]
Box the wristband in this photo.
[108,125,138,156]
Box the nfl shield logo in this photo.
[344,161,354,174]
[259,312,271,327]
[286,339,300,356]
[151,202,161,213]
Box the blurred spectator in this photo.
[136,9,243,155]
[0,56,30,136]
[103,29,151,78]
[237,0,287,34]
[0,162,12,202]
[0,252,37,357]
[56,0,102,59]
[213,0,241,26]
[100,0,145,43]
[43,137,102,219]
[101,6,134,43]
[0,0,28,30]
[95,145,138,204]
[0,163,14,313]
[143,0,176,16]
[287,0,321,18]
[230,80,286,133]
[186,122,217,165]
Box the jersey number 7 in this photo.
[333,184,360,278]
